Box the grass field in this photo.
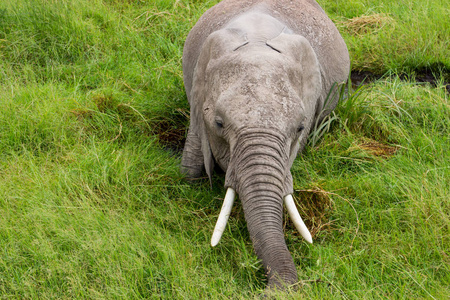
[0,0,449,298]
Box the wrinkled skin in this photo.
[181,0,349,289]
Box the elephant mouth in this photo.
[210,127,313,247]
[210,187,312,246]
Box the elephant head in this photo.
[182,22,323,288]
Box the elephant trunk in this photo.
[225,128,298,288]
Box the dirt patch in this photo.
[152,115,187,153]
[351,70,450,93]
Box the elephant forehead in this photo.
[224,89,303,116]
[208,50,289,75]
[213,82,306,131]
[207,53,299,96]
[205,52,307,129]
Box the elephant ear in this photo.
[266,33,322,104]
[189,28,248,183]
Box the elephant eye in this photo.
[297,124,305,132]
[215,117,224,129]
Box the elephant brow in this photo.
[265,42,281,53]
[233,41,249,51]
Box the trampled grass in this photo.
[0,0,449,298]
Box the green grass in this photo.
[317,0,450,77]
[0,0,449,298]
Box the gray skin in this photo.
[181,0,349,289]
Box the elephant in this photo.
[181,0,350,289]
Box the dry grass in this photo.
[358,139,398,157]
[290,187,334,238]
[341,13,394,35]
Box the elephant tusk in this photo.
[284,194,313,244]
[211,188,236,247]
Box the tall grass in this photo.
[0,0,449,298]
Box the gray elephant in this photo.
[181,0,350,289]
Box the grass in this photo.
[0,0,449,298]
[317,0,450,77]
